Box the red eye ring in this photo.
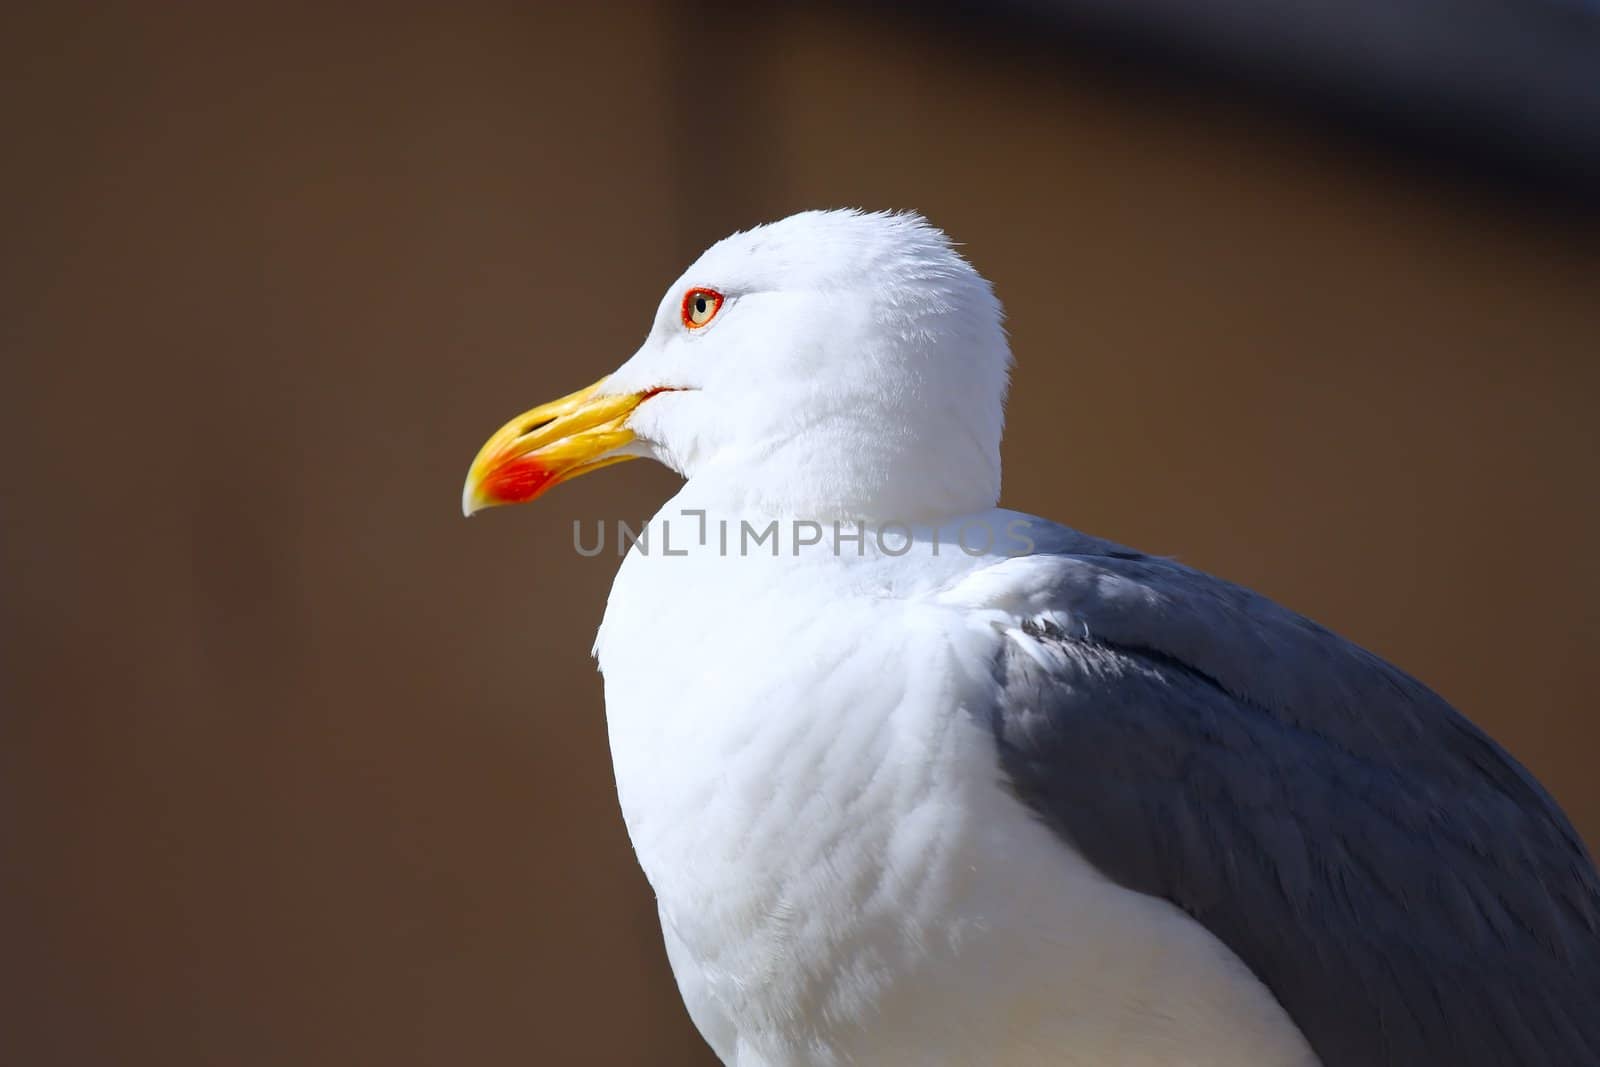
[681,287,724,329]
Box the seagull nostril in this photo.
[520,416,556,437]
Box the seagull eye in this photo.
[681,287,724,330]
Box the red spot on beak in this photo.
[483,455,559,505]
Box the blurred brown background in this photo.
[3,3,1597,1065]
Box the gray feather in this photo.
[983,524,1600,1065]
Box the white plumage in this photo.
[596,511,1313,1065]
[585,212,1310,1064]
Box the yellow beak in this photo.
[461,377,648,516]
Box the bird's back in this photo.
[965,518,1600,1066]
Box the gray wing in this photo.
[982,525,1600,1066]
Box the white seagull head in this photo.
[463,209,1011,521]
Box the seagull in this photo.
[462,210,1600,1066]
